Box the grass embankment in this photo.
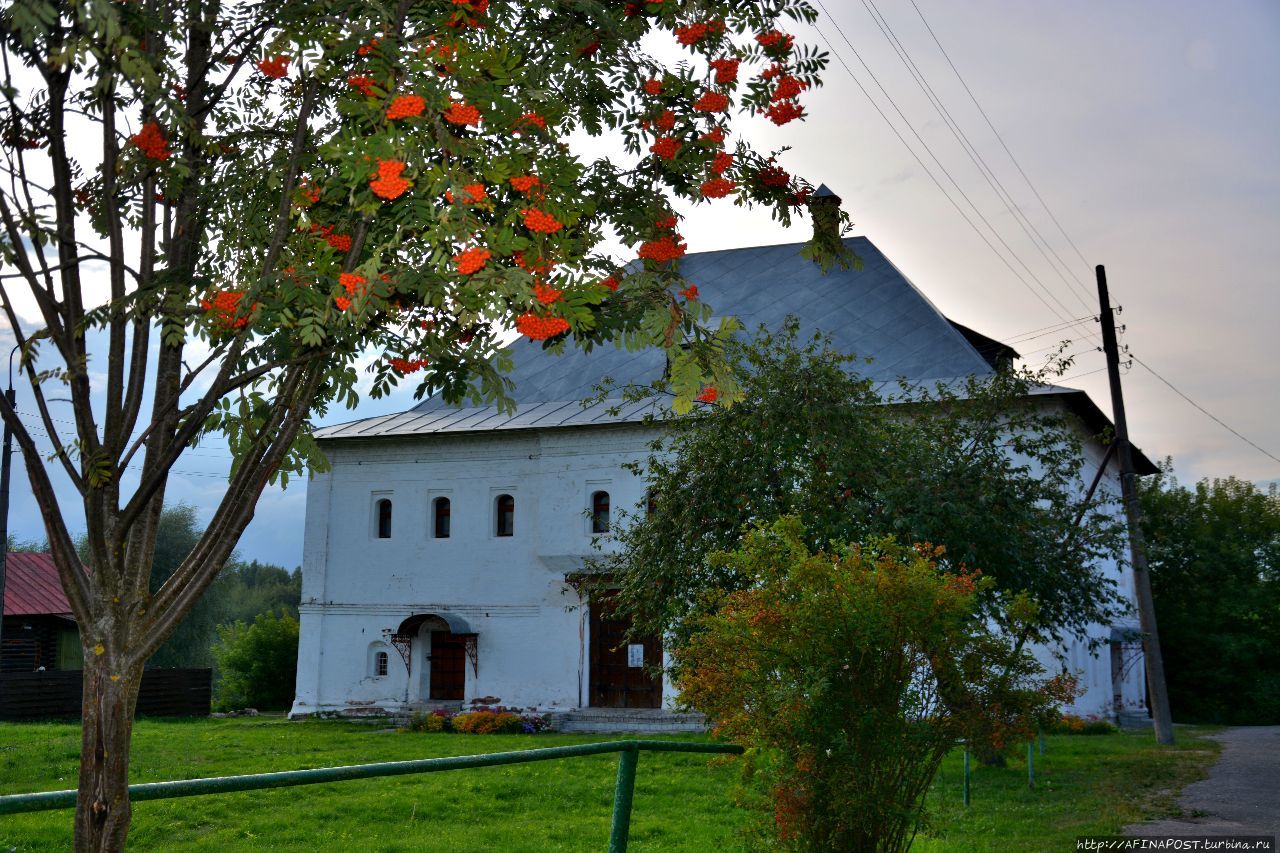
[0,719,1219,851]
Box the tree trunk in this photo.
[74,649,143,852]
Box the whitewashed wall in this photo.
[291,402,1146,720]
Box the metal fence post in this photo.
[608,746,640,853]
[962,747,970,808]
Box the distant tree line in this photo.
[1141,465,1279,725]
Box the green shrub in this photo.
[210,610,299,712]
[405,711,448,733]
[1045,713,1117,735]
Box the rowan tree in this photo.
[0,1,841,848]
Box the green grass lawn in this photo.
[0,718,1219,851]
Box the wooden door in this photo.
[589,595,662,708]
[428,631,466,701]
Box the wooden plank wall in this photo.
[0,669,212,720]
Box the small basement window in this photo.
[495,494,515,537]
[433,497,451,539]
[376,499,393,539]
[591,490,611,534]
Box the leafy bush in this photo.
[210,610,299,712]
[1045,713,1117,735]
[676,518,1074,852]
[450,711,524,735]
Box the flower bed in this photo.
[404,706,552,735]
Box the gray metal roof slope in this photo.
[316,237,1005,440]
[416,236,992,410]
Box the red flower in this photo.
[257,55,290,79]
[711,151,733,175]
[462,183,486,203]
[387,94,426,119]
[326,233,353,253]
[296,178,321,206]
[654,109,676,131]
[199,290,253,329]
[694,90,729,113]
[697,386,718,403]
[356,38,380,56]
[510,174,540,193]
[643,78,663,95]
[334,295,352,311]
[516,313,570,340]
[388,357,430,374]
[678,283,699,300]
[756,30,794,53]
[454,247,491,275]
[638,235,686,262]
[708,57,740,84]
[649,137,681,161]
[514,251,556,275]
[516,112,546,129]
[347,75,377,97]
[770,75,808,102]
[699,126,726,146]
[674,19,723,47]
[339,272,367,296]
[130,122,170,161]
[764,100,805,126]
[370,159,410,200]
[533,283,563,304]
[758,165,790,188]
[655,215,678,230]
[700,177,735,198]
[600,276,620,291]
[443,100,481,126]
[522,208,563,234]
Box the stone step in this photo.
[551,708,708,734]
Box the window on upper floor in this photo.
[375,651,389,677]
[376,499,393,539]
[591,490,611,534]
[495,494,515,537]
[433,497,451,539]
[645,490,658,517]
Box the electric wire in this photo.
[858,0,1096,315]
[810,6,1082,328]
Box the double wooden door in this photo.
[589,595,662,708]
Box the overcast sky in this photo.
[4,1,1278,567]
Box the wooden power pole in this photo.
[1096,264,1175,745]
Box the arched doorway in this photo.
[391,613,476,704]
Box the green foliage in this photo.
[209,611,300,712]
[606,320,1126,648]
[675,518,1076,852]
[1043,713,1118,735]
[1140,464,1280,724]
[4,534,47,552]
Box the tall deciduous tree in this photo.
[603,322,1127,648]
[1140,467,1280,724]
[0,2,841,847]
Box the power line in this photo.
[1132,356,1280,467]
[859,0,1096,314]
[811,3,1082,330]
[906,0,1094,276]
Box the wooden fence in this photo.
[0,669,211,720]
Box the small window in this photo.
[376,499,392,539]
[591,490,611,533]
[375,651,388,677]
[495,494,515,537]
[433,497,451,539]
[646,490,658,517]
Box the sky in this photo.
[3,0,1278,568]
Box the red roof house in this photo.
[2,553,79,671]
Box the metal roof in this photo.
[318,237,1002,440]
[2,552,73,618]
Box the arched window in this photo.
[591,490,611,533]
[376,499,393,539]
[433,497,451,539]
[375,651,389,677]
[495,494,515,537]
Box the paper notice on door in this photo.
[627,644,644,667]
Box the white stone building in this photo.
[289,233,1154,723]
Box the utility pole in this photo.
[1096,265,1174,745]
[0,358,15,672]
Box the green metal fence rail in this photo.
[0,739,742,852]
